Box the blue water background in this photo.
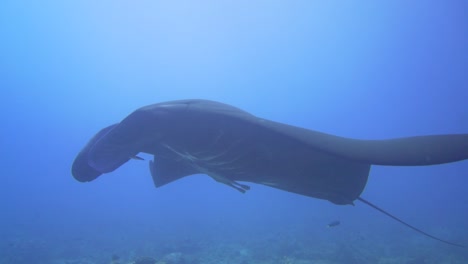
[1,1,467,263]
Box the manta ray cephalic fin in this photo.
[149,155,200,187]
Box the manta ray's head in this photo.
[71,107,169,182]
[71,100,239,182]
[72,124,119,182]
[71,121,146,182]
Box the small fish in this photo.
[327,220,340,227]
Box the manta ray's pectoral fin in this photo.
[149,155,200,187]
[210,174,250,193]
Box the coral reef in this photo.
[133,256,157,264]
[2,227,467,264]
[161,252,184,264]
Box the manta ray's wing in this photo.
[252,123,372,204]
[149,155,199,187]
[257,119,468,166]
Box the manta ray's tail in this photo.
[357,197,465,248]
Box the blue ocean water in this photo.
[1,1,467,263]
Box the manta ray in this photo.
[72,99,468,247]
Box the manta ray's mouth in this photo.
[72,124,119,182]
[72,154,102,182]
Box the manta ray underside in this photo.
[72,99,468,247]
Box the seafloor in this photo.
[2,228,467,264]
